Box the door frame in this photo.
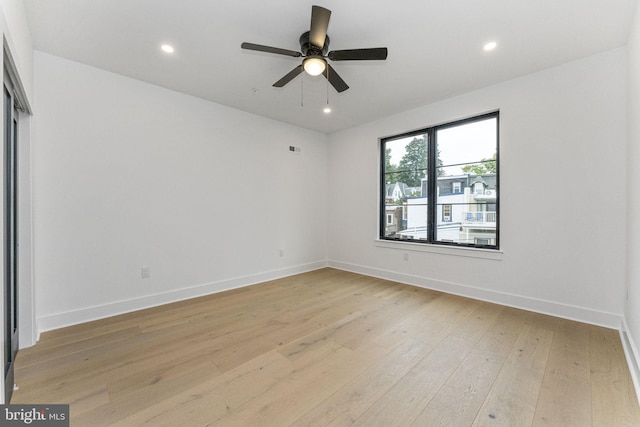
[1,44,33,404]
[3,72,18,403]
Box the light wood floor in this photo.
[12,268,640,426]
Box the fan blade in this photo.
[241,42,301,58]
[309,5,331,48]
[323,64,349,93]
[273,65,304,87]
[328,48,388,61]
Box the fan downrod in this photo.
[299,31,330,57]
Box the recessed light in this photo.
[483,41,497,51]
[161,44,175,54]
[323,107,332,114]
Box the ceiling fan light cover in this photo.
[303,57,326,76]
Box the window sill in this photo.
[375,239,503,261]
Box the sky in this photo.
[387,117,497,176]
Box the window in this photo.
[474,182,484,195]
[475,237,493,245]
[386,214,394,225]
[442,204,452,222]
[380,112,499,249]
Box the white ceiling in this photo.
[24,0,638,134]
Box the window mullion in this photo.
[427,128,437,243]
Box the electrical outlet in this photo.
[141,266,151,279]
[279,249,284,257]
[403,252,409,261]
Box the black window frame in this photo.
[379,111,500,250]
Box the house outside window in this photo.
[380,112,499,249]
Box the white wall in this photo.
[33,52,328,331]
[626,0,640,399]
[328,48,627,327]
[0,0,33,103]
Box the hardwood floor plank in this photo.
[532,318,591,426]
[15,325,141,365]
[10,268,640,426]
[109,350,292,427]
[277,310,363,361]
[589,325,640,426]
[290,338,431,426]
[209,342,390,427]
[351,333,477,427]
[410,347,505,427]
[407,304,514,426]
[106,351,222,398]
[471,313,555,427]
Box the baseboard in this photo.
[37,260,328,333]
[621,318,640,406]
[327,260,622,329]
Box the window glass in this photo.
[382,133,428,239]
[435,117,498,245]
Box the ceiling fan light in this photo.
[303,57,326,76]
[483,41,497,51]
[161,44,175,54]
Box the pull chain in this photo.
[326,66,330,106]
[324,65,331,113]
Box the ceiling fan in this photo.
[241,5,388,93]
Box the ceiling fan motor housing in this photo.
[299,31,330,56]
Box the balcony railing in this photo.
[462,211,497,224]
